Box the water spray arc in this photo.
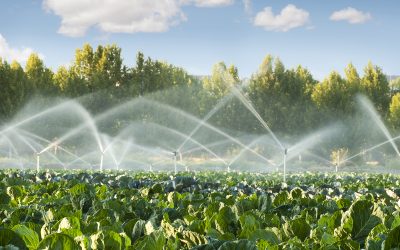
[136,99,275,168]
[177,90,236,152]
[232,86,287,180]
[344,133,400,164]
[1,89,398,175]
[232,87,285,150]
[357,95,400,157]
[227,135,280,170]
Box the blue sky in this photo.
[0,0,399,80]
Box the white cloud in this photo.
[243,0,251,14]
[0,34,36,63]
[254,4,310,32]
[192,0,234,7]
[43,0,186,37]
[330,7,371,24]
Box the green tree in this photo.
[247,55,317,134]
[92,44,124,90]
[68,44,128,112]
[53,66,69,93]
[312,71,352,115]
[360,62,390,114]
[311,62,390,119]
[71,44,94,83]
[389,93,400,128]
[389,77,400,93]
[54,66,89,97]
[198,62,243,130]
[0,59,29,119]
[344,63,361,92]
[25,53,58,95]
[203,62,239,98]
[128,51,195,98]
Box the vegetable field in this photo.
[1,170,400,249]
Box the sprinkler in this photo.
[283,149,287,182]
[100,152,104,172]
[53,137,59,155]
[172,151,178,174]
[149,164,153,172]
[336,154,340,173]
[171,150,183,174]
[36,152,40,172]
[227,165,231,173]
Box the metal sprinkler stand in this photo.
[336,154,340,173]
[283,148,288,183]
[100,152,104,172]
[173,151,178,174]
[36,153,40,173]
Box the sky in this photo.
[0,0,399,80]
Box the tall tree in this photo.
[0,59,32,120]
[312,71,355,116]
[203,62,239,98]
[360,62,390,114]
[92,44,124,90]
[389,93,400,129]
[247,55,317,134]
[25,53,58,96]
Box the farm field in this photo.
[1,170,400,249]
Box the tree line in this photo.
[1,43,400,140]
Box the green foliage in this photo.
[12,225,39,249]
[218,239,257,250]
[25,53,58,96]
[361,62,390,114]
[1,170,400,248]
[203,62,238,98]
[389,93,400,128]
[131,229,165,250]
[384,225,400,249]
[340,200,383,244]
[0,46,395,140]
[312,62,391,120]
[0,60,29,119]
[0,228,27,249]
[312,71,354,115]
[248,55,318,134]
[36,233,79,250]
[283,217,311,241]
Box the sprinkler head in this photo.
[284,148,288,155]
